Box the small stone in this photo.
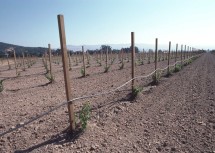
[101,143,107,147]
[171,147,176,151]
[77,144,82,149]
[83,143,88,147]
[90,145,96,151]
[156,147,162,151]
[19,122,24,125]
[158,121,162,126]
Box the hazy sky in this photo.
[0,0,214,49]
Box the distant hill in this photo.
[0,42,48,57]
[66,43,168,51]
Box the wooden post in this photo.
[175,43,178,70]
[82,46,86,77]
[106,46,108,68]
[121,49,124,64]
[181,45,183,66]
[75,52,78,65]
[6,55,10,70]
[68,51,72,70]
[22,52,25,70]
[48,44,53,75]
[131,32,135,92]
[86,50,89,65]
[57,14,75,131]
[13,50,18,76]
[186,46,190,58]
[149,51,151,63]
[184,45,186,59]
[155,38,158,78]
[100,50,102,64]
[167,41,171,75]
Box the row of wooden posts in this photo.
[56,14,200,131]
[0,50,36,76]
[50,47,196,67]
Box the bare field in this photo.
[0,53,215,152]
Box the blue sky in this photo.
[0,0,214,50]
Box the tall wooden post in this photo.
[100,50,102,64]
[181,45,183,66]
[75,52,78,66]
[86,50,89,65]
[187,46,189,58]
[22,52,25,70]
[106,46,108,68]
[82,46,86,77]
[48,44,52,75]
[184,45,186,59]
[155,38,158,79]
[57,14,75,131]
[13,50,18,76]
[68,52,72,70]
[121,49,124,64]
[167,41,171,75]
[131,32,135,92]
[7,54,10,70]
[175,43,178,70]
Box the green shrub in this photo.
[132,86,143,97]
[78,103,91,130]
[174,64,181,72]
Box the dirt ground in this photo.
[0,53,214,153]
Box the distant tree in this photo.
[100,45,112,52]
[121,46,139,53]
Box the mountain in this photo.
[66,43,168,51]
[0,42,48,57]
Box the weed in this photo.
[104,66,110,73]
[111,58,115,65]
[45,73,55,83]
[0,80,3,92]
[152,71,161,85]
[78,102,91,130]
[148,57,150,64]
[119,62,124,70]
[97,60,102,66]
[80,67,85,77]
[140,60,144,65]
[17,72,21,77]
[132,86,143,97]
[174,64,181,72]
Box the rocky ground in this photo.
[0,53,214,153]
